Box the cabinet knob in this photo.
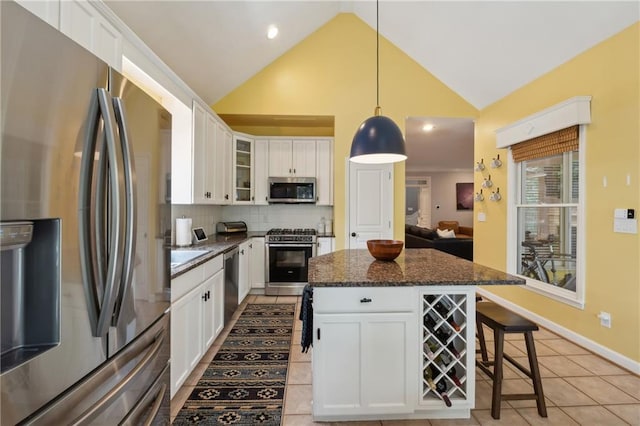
[351,232,356,237]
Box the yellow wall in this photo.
[213,13,476,248]
[475,23,640,362]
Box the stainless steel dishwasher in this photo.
[223,247,239,325]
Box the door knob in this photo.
[351,232,356,237]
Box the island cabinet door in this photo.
[313,313,416,418]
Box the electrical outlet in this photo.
[598,312,611,328]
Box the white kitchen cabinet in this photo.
[316,139,334,205]
[213,123,232,204]
[314,312,415,417]
[317,237,335,256]
[192,101,215,204]
[312,286,476,421]
[313,287,416,419]
[170,254,224,397]
[15,0,59,28]
[253,138,269,205]
[59,0,123,70]
[238,241,251,303]
[202,269,224,349]
[170,284,203,398]
[250,237,266,289]
[268,139,316,177]
[233,135,253,204]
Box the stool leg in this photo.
[491,329,505,420]
[476,318,489,363]
[524,331,547,417]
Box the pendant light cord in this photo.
[376,0,380,109]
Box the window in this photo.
[511,126,584,307]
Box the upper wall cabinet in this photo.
[316,139,334,206]
[15,0,122,70]
[232,135,254,204]
[15,0,59,28]
[253,139,269,205]
[213,123,233,204]
[59,0,123,70]
[268,139,316,177]
[192,101,215,204]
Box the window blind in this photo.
[511,125,579,163]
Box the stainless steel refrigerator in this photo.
[1,2,172,424]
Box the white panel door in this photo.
[316,139,333,205]
[253,139,269,204]
[268,139,292,177]
[292,139,316,176]
[348,162,393,248]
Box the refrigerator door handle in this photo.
[119,364,168,426]
[79,91,102,336]
[111,97,137,325]
[69,326,167,425]
[79,88,125,337]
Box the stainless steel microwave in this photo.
[267,177,316,203]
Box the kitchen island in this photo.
[308,248,524,421]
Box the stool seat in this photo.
[476,301,547,420]
[477,302,539,333]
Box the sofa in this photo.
[405,222,473,261]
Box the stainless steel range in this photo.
[265,228,317,296]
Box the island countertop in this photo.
[308,248,525,287]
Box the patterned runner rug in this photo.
[173,303,295,425]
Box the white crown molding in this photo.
[495,96,592,148]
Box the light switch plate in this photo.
[614,218,638,234]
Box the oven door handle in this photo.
[266,243,316,248]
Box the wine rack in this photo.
[421,292,470,407]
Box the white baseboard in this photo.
[476,288,640,375]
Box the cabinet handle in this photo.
[202,293,207,302]
[293,168,296,174]
[225,194,229,200]
[249,244,253,249]
[317,328,320,340]
[241,249,245,255]
[289,168,292,174]
[360,298,372,303]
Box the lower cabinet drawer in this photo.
[313,287,414,313]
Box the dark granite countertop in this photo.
[308,248,525,287]
[170,231,266,279]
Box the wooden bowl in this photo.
[366,239,404,261]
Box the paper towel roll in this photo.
[176,218,192,246]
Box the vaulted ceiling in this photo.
[105,1,638,171]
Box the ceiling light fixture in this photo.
[267,25,279,40]
[422,123,435,132]
[349,0,406,164]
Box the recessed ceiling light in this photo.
[267,25,279,40]
[422,123,435,132]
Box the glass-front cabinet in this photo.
[233,135,253,204]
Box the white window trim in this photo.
[501,97,590,309]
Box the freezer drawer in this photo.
[24,312,170,425]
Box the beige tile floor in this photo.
[171,295,640,425]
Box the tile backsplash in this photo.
[222,205,333,232]
[170,204,334,245]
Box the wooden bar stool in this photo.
[476,301,547,419]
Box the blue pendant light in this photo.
[350,0,406,164]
